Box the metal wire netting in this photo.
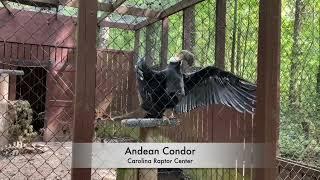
[0,0,319,179]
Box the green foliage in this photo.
[107,29,135,51]
[103,0,320,167]
[6,100,37,144]
[168,12,183,58]
[278,0,320,166]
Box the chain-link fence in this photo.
[0,0,76,178]
[0,0,318,179]
[277,0,320,178]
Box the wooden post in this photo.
[71,0,98,179]
[128,30,140,111]
[160,17,169,68]
[0,74,9,102]
[214,0,226,69]
[133,30,141,64]
[139,127,158,180]
[183,6,196,52]
[254,0,281,179]
[120,118,179,180]
[213,1,226,177]
[0,74,9,146]
[145,24,156,66]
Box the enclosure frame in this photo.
[69,0,281,179]
[0,0,280,178]
[71,0,98,179]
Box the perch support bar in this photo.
[121,118,179,128]
[120,118,179,180]
[0,69,24,76]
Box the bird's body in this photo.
[133,50,256,177]
[136,61,182,118]
[135,50,257,119]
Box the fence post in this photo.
[254,0,281,179]
[214,0,226,69]
[145,24,156,66]
[139,127,158,180]
[120,118,179,180]
[71,0,98,179]
[183,6,195,53]
[160,17,169,68]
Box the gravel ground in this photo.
[0,138,136,180]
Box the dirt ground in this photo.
[0,141,117,180]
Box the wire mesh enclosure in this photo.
[0,0,318,180]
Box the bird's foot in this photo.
[169,114,176,120]
[168,111,177,120]
[163,116,171,125]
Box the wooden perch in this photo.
[121,118,179,128]
[98,0,127,23]
[0,69,24,76]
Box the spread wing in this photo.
[174,66,256,114]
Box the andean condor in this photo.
[136,50,256,119]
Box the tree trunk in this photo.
[214,0,227,70]
[235,22,242,74]
[316,60,320,128]
[205,7,213,66]
[183,6,196,53]
[230,0,238,73]
[290,0,309,139]
[289,0,302,111]
[317,60,320,95]
[241,3,251,76]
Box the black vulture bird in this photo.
[135,50,256,120]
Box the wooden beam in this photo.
[5,0,160,18]
[133,30,141,63]
[139,127,158,180]
[182,6,195,52]
[121,118,178,128]
[214,0,226,69]
[99,20,135,30]
[98,0,126,24]
[65,0,161,18]
[71,0,97,179]
[114,6,160,18]
[73,14,136,30]
[0,59,52,67]
[160,17,169,68]
[254,0,281,179]
[0,69,24,75]
[0,4,135,30]
[134,0,205,30]
[145,24,156,66]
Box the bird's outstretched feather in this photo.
[174,66,256,113]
